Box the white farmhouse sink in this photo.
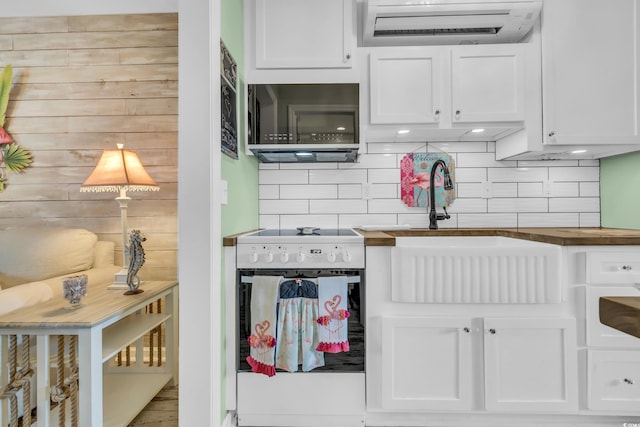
[391,236,562,304]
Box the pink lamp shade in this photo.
[81,147,159,193]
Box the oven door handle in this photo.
[240,275,360,284]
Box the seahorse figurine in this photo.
[125,229,146,295]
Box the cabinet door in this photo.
[369,48,444,124]
[588,350,640,411]
[451,45,526,124]
[381,316,474,411]
[255,0,354,69]
[483,317,578,412]
[542,0,640,144]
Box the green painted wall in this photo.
[601,151,640,230]
[220,0,259,415]
[221,0,259,235]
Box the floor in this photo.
[128,386,178,426]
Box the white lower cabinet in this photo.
[381,316,578,413]
[483,317,578,413]
[588,350,640,411]
[381,316,474,411]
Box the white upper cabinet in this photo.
[254,0,354,69]
[369,48,444,124]
[451,45,525,124]
[542,0,640,145]
[367,44,527,141]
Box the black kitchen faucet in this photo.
[428,159,454,230]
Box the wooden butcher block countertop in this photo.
[224,227,640,246]
[600,297,640,340]
[356,227,640,246]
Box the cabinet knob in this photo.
[344,53,351,62]
[489,328,496,334]
[463,327,471,333]
[620,265,633,271]
[623,378,635,385]
[455,110,461,120]
[548,131,556,137]
[434,109,441,119]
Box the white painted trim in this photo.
[178,0,222,426]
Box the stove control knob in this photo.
[280,252,289,263]
[296,251,305,263]
[264,252,274,263]
[327,251,337,263]
[249,252,259,263]
[342,251,352,263]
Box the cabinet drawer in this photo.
[585,286,640,348]
[588,350,640,412]
[585,252,640,284]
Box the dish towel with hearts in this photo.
[316,276,350,353]
[247,275,282,377]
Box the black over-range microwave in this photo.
[247,83,360,163]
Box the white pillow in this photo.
[0,227,97,288]
[0,281,54,316]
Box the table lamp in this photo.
[81,144,159,289]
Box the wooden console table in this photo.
[0,280,178,427]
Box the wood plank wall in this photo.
[0,14,178,282]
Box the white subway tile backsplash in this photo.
[258,163,279,170]
[260,169,309,184]
[549,182,580,198]
[340,214,398,228]
[338,184,363,199]
[456,183,482,198]
[492,183,518,198]
[549,166,599,182]
[579,159,600,167]
[279,185,337,199]
[368,168,401,184]
[458,213,518,228]
[518,182,543,197]
[280,215,338,229]
[489,167,547,182]
[457,152,517,168]
[371,183,398,199]
[489,198,548,213]
[260,199,308,214]
[455,168,487,182]
[580,182,600,197]
[369,198,420,214]
[518,213,580,228]
[310,199,367,214]
[450,198,488,213]
[309,169,366,184]
[259,215,280,229]
[258,142,601,229]
[549,197,600,213]
[259,185,279,199]
[580,212,601,227]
